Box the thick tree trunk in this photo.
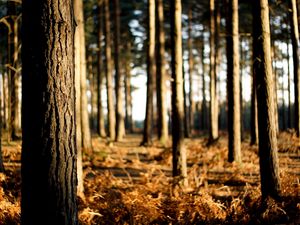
[289,0,300,137]
[209,0,218,141]
[141,0,155,146]
[188,6,195,133]
[253,0,281,199]
[226,0,241,163]
[21,0,78,224]
[104,0,116,141]
[114,0,125,141]
[97,0,106,138]
[155,0,168,145]
[170,0,187,187]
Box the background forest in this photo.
[0,0,299,224]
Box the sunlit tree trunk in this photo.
[188,6,195,133]
[155,0,168,145]
[170,0,187,187]
[141,0,155,146]
[253,0,281,199]
[97,0,106,138]
[104,0,116,141]
[22,0,78,223]
[289,0,300,137]
[114,0,125,141]
[209,0,218,141]
[226,0,241,163]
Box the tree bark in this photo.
[87,54,96,130]
[97,0,107,138]
[289,0,300,137]
[124,43,133,133]
[141,0,155,146]
[155,0,168,145]
[170,0,187,187]
[253,0,281,199]
[114,0,125,141]
[209,0,218,141]
[226,0,241,163]
[104,0,116,141]
[200,34,207,131]
[0,81,4,172]
[21,0,78,224]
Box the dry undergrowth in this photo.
[0,132,299,224]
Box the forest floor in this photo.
[0,131,299,224]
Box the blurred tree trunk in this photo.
[104,0,116,141]
[250,40,259,145]
[253,0,281,199]
[1,69,7,129]
[226,0,241,163]
[188,6,195,134]
[114,0,125,141]
[87,54,95,130]
[209,0,218,142]
[240,38,244,141]
[289,0,300,137]
[170,0,187,187]
[155,0,168,145]
[286,38,292,129]
[141,0,155,146]
[7,1,20,141]
[281,72,286,130]
[124,42,133,133]
[271,42,279,135]
[200,34,207,131]
[183,66,190,138]
[0,83,4,173]
[97,0,106,138]
[21,0,78,223]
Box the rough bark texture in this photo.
[188,6,195,133]
[170,0,187,187]
[289,0,300,137]
[114,0,125,141]
[74,0,92,152]
[226,0,241,163]
[21,0,78,224]
[253,0,281,199]
[141,0,155,146]
[209,0,218,141]
[104,0,116,141]
[97,0,106,138]
[155,0,168,145]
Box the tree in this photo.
[253,0,281,199]
[21,0,78,223]
[141,0,155,146]
[289,0,300,137]
[155,0,168,145]
[104,0,116,141]
[226,0,241,163]
[170,0,187,187]
[114,0,125,141]
[209,0,218,142]
[0,83,4,173]
[97,0,106,138]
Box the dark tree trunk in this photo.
[155,0,168,145]
[289,0,300,137]
[141,0,155,146]
[200,34,207,131]
[21,0,78,224]
[170,0,187,187]
[253,0,281,199]
[124,43,133,133]
[0,83,4,173]
[286,38,292,129]
[226,0,241,163]
[114,0,125,141]
[104,0,116,141]
[97,0,106,138]
[183,65,190,138]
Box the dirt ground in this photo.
[0,131,299,224]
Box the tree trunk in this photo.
[183,66,190,138]
[97,0,106,138]
[87,54,95,130]
[200,34,207,131]
[226,0,241,163]
[209,0,218,141]
[21,0,78,224]
[188,6,195,134]
[1,69,7,130]
[253,0,281,199]
[114,0,125,141]
[272,42,279,135]
[170,0,187,187]
[289,0,300,137]
[286,39,292,129]
[155,0,168,145]
[141,0,155,146]
[124,43,133,133]
[0,82,4,173]
[104,0,116,141]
